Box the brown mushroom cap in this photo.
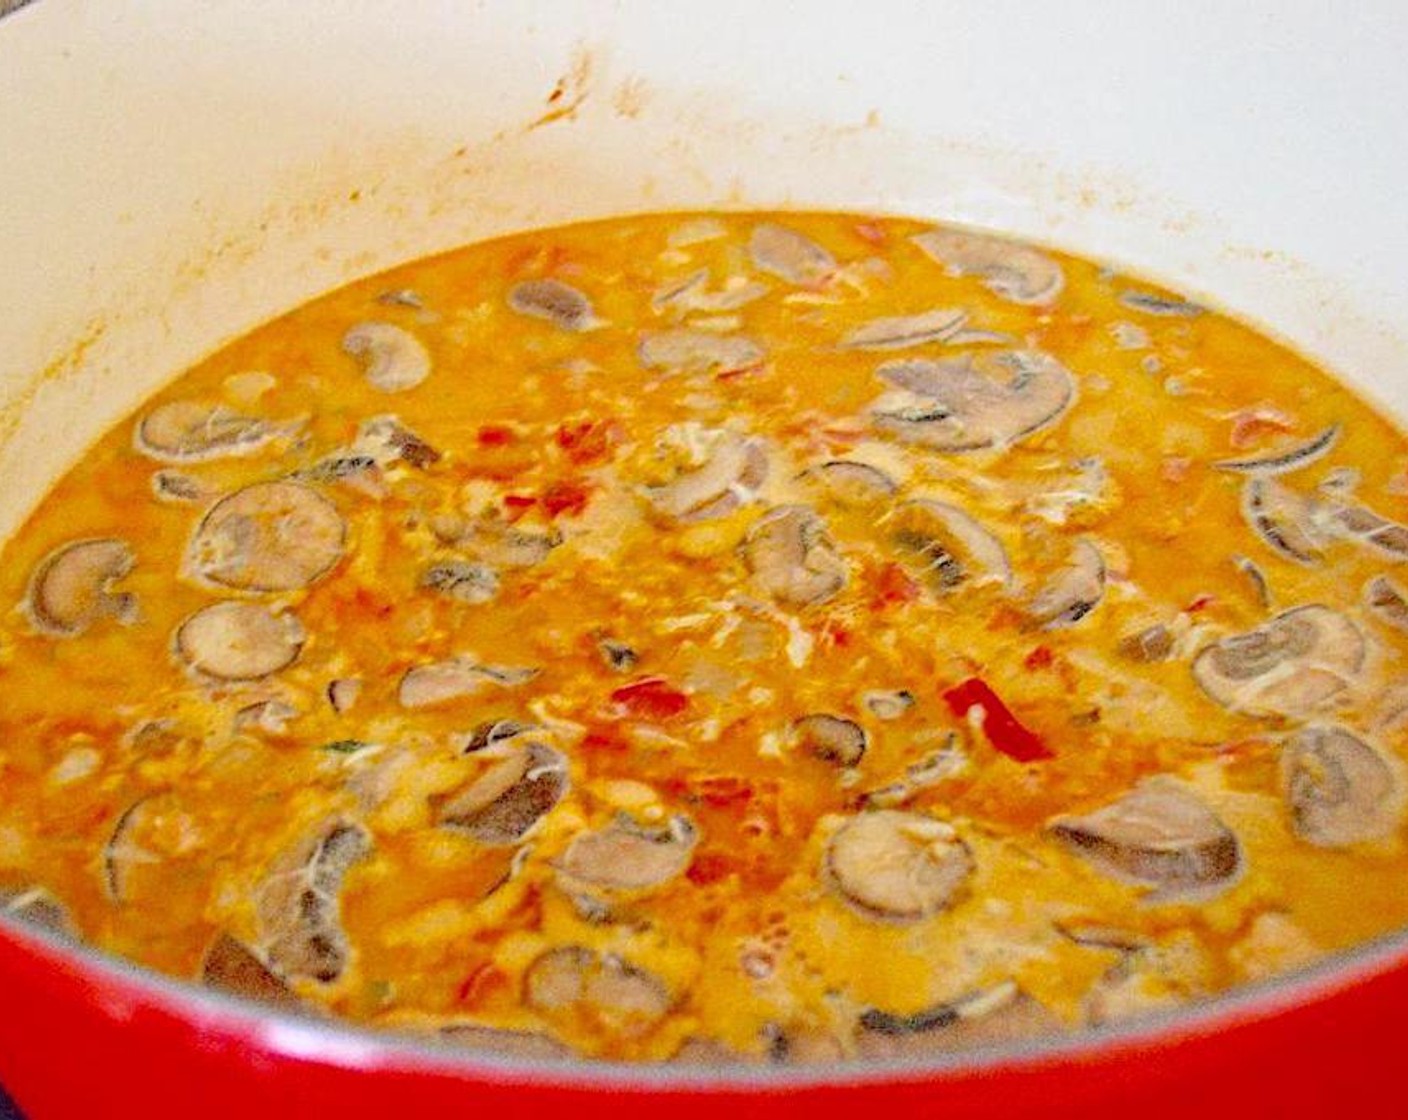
[855,982,1064,1058]
[201,932,303,1011]
[888,498,1012,594]
[524,946,673,1037]
[825,810,974,922]
[176,602,305,681]
[792,714,867,766]
[136,400,291,463]
[398,658,539,709]
[1049,780,1241,893]
[645,433,768,523]
[438,742,568,844]
[507,279,598,331]
[558,813,698,891]
[748,223,836,285]
[1192,605,1364,717]
[190,481,346,593]
[798,460,899,508]
[342,321,432,393]
[256,819,370,984]
[1281,726,1401,847]
[26,537,137,636]
[839,309,967,351]
[1026,539,1105,628]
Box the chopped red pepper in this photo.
[541,479,592,518]
[686,851,733,886]
[610,677,689,720]
[555,419,619,465]
[580,727,629,753]
[942,677,1054,763]
[455,962,508,1006]
[1024,645,1054,671]
[477,424,516,447]
[502,493,537,521]
[872,562,920,607]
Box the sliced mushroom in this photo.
[353,414,442,469]
[1366,575,1408,632]
[438,742,568,844]
[741,505,847,608]
[1234,554,1273,609]
[912,227,1064,305]
[638,329,764,374]
[103,795,163,903]
[151,470,217,504]
[441,1025,572,1060]
[398,658,539,709]
[0,888,73,937]
[451,518,562,569]
[839,308,968,352]
[858,739,967,809]
[798,460,899,507]
[862,689,915,720]
[1192,605,1364,717]
[645,433,768,523]
[135,400,294,463]
[791,714,866,766]
[507,279,597,331]
[26,538,137,636]
[651,269,769,315]
[201,932,302,1010]
[1320,497,1408,560]
[1241,477,1325,564]
[176,602,305,681]
[856,982,1063,1057]
[236,698,300,735]
[559,812,698,891]
[326,678,363,714]
[1117,623,1174,663]
[747,223,836,285]
[189,481,346,592]
[872,351,1076,452]
[456,719,538,754]
[420,562,499,604]
[1118,289,1204,318]
[524,946,672,1036]
[342,321,432,393]
[825,810,974,921]
[1280,726,1401,847]
[888,498,1012,593]
[256,819,370,983]
[1215,424,1340,476]
[1049,780,1241,893]
[377,288,425,309]
[296,453,385,498]
[1026,539,1105,628]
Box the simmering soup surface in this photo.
[4,211,1408,1063]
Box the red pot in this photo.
[2,3,1407,1116]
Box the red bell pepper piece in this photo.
[942,677,1053,763]
[610,677,689,720]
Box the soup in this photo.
[2,211,1406,1063]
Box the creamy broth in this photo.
[3,211,1408,1062]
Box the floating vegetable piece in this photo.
[420,562,499,604]
[151,470,216,504]
[1192,605,1364,717]
[889,499,1012,593]
[136,400,293,463]
[638,329,764,374]
[457,719,537,754]
[103,795,162,902]
[747,223,836,285]
[873,351,1076,452]
[798,460,899,507]
[1050,780,1241,892]
[1118,289,1204,317]
[0,888,74,937]
[26,538,137,636]
[326,679,362,714]
[741,505,847,608]
[825,810,974,921]
[862,689,915,720]
[559,813,698,890]
[1118,623,1174,663]
[256,819,370,984]
[1215,424,1340,475]
[190,481,346,592]
[525,946,673,1037]
[1026,539,1105,628]
[856,982,1063,1057]
[398,658,539,709]
[354,415,442,469]
[839,308,967,351]
[645,432,768,523]
[1280,726,1401,847]
[1365,575,1408,632]
[439,742,568,844]
[201,932,302,1010]
[176,602,305,681]
[1241,477,1324,565]
[943,677,1053,763]
[441,1025,573,1060]
[342,321,432,393]
[791,714,867,766]
[507,279,598,331]
[912,227,1064,305]
[610,677,689,720]
[1320,497,1408,560]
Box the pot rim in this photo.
[2,903,1404,1088]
